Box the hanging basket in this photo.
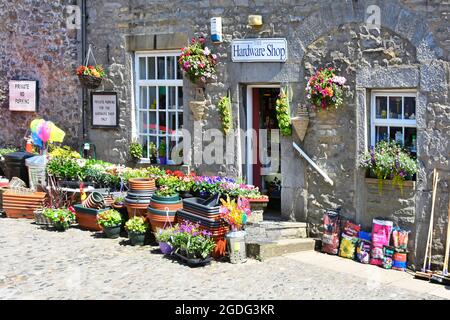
[189,100,207,121]
[291,105,309,141]
[78,74,103,89]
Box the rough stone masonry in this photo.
[0,0,449,269]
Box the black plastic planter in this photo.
[173,252,212,267]
[103,225,121,239]
[128,231,145,246]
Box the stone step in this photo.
[245,221,308,242]
[246,238,315,261]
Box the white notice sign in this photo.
[91,92,118,127]
[231,38,287,62]
[9,80,37,111]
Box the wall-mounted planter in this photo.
[189,100,206,121]
[291,106,309,141]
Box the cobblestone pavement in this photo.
[0,218,446,300]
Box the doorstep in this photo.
[247,238,315,261]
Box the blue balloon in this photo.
[31,132,43,148]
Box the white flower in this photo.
[203,47,210,56]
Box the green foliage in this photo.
[275,89,292,136]
[158,140,166,157]
[43,208,75,231]
[218,95,233,135]
[155,185,178,197]
[155,226,178,243]
[167,222,216,259]
[125,216,148,234]
[0,148,18,157]
[97,209,122,228]
[149,142,157,157]
[49,146,81,159]
[129,142,143,159]
[47,157,83,180]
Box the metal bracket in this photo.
[292,142,334,186]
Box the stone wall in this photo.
[0,0,81,149]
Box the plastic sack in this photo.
[392,228,410,251]
[382,246,395,269]
[343,220,361,237]
[370,219,394,265]
[322,208,341,255]
[339,234,358,259]
[358,231,372,242]
[356,239,371,264]
[392,252,407,271]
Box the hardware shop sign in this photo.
[9,80,38,112]
[231,38,287,62]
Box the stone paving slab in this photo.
[0,218,446,300]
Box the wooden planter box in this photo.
[2,190,46,219]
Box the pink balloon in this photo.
[37,121,51,143]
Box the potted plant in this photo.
[275,88,292,136]
[125,216,148,246]
[220,196,252,264]
[168,221,216,266]
[218,95,233,135]
[97,209,122,239]
[306,67,346,110]
[155,226,178,254]
[149,142,157,164]
[42,207,76,232]
[76,64,105,89]
[129,141,143,162]
[158,140,167,165]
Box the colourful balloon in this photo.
[37,121,51,143]
[31,132,43,148]
[49,123,65,143]
[30,118,44,133]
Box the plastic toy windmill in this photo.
[29,118,66,150]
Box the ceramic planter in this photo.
[73,204,109,231]
[159,242,173,255]
[128,231,145,246]
[103,225,121,239]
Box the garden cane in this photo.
[416,169,438,280]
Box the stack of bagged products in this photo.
[321,211,410,271]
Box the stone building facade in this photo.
[0,0,449,269]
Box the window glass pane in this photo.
[147,57,156,79]
[157,57,165,79]
[139,111,148,134]
[177,87,183,110]
[149,136,157,158]
[389,97,402,120]
[149,111,157,135]
[375,96,387,119]
[148,86,157,110]
[158,137,167,158]
[139,57,146,80]
[167,56,175,79]
[375,126,388,144]
[159,86,167,110]
[176,56,182,80]
[140,135,148,158]
[168,86,176,109]
[404,97,416,120]
[159,112,167,135]
[168,111,177,135]
[390,127,403,145]
[405,127,417,154]
[178,112,183,133]
[139,86,147,109]
[168,136,183,163]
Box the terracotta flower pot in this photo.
[2,191,46,219]
[128,178,156,191]
[73,204,108,231]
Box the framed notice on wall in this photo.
[9,80,38,111]
[91,92,118,128]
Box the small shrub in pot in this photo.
[125,216,148,246]
[97,209,122,239]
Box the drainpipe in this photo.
[81,0,87,141]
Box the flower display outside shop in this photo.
[306,67,347,110]
[76,65,105,79]
[360,141,418,193]
[275,89,292,136]
[97,209,122,228]
[42,207,76,231]
[178,37,218,85]
[218,95,233,135]
[219,196,251,231]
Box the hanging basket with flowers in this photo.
[306,67,346,110]
[76,44,105,89]
[178,37,218,86]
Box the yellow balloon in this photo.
[49,123,65,142]
[30,118,44,132]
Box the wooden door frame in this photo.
[245,84,280,186]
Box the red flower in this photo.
[199,37,206,44]
[68,206,75,213]
[165,169,173,175]
[191,37,196,43]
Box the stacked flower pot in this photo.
[74,191,108,231]
[176,197,229,257]
[147,193,182,232]
[125,178,156,218]
[2,190,46,219]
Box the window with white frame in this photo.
[370,91,417,154]
[135,51,183,162]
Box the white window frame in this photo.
[370,90,417,148]
[135,50,183,161]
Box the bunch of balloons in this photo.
[29,119,65,149]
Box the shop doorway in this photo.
[246,85,281,212]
